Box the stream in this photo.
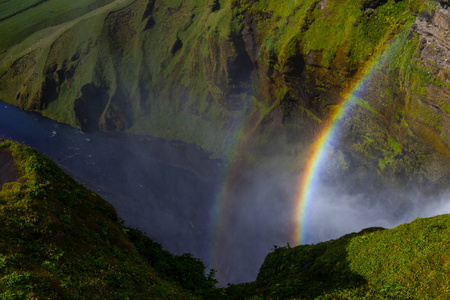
[0,101,222,269]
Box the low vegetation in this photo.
[210,215,449,299]
[0,0,115,51]
[0,140,448,298]
[0,140,215,299]
[0,0,449,296]
[1,0,448,190]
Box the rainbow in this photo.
[208,101,255,276]
[293,36,405,245]
[209,31,409,275]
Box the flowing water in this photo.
[4,101,444,286]
[0,101,221,267]
[0,101,299,285]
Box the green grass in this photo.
[0,0,449,297]
[346,215,450,299]
[209,215,449,299]
[0,0,448,183]
[0,0,44,21]
[0,140,448,299]
[242,0,421,74]
[0,0,114,51]
[0,140,215,298]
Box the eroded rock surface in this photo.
[414,7,450,81]
[0,0,449,191]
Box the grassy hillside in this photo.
[0,0,448,192]
[0,0,115,51]
[0,1,448,298]
[0,139,448,298]
[0,140,216,299]
[212,214,450,299]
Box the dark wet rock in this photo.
[70,52,80,61]
[171,38,183,55]
[362,0,388,10]
[74,84,109,132]
[208,0,220,12]
[142,0,155,20]
[144,16,155,30]
[281,51,305,78]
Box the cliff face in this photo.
[0,0,449,189]
[0,0,258,154]
[328,5,450,191]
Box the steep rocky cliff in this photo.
[0,0,449,190]
[328,5,450,192]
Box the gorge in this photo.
[0,0,449,297]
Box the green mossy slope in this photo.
[0,140,448,298]
[214,214,450,299]
[0,0,115,51]
[0,0,251,156]
[0,140,215,299]
[0,0,448,188]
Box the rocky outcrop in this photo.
[0,0,449,191]
[414,7,450,81]
[411,5,450,155]
[330,3,450,190]
[74,84,109,132]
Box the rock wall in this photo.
[0,0,449,191]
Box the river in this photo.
[0,101,310,285]
[0,101,222,267]
[3,101,445,286]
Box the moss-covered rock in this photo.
[0,0,448,190]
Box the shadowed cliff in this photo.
[0,0,448,195]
